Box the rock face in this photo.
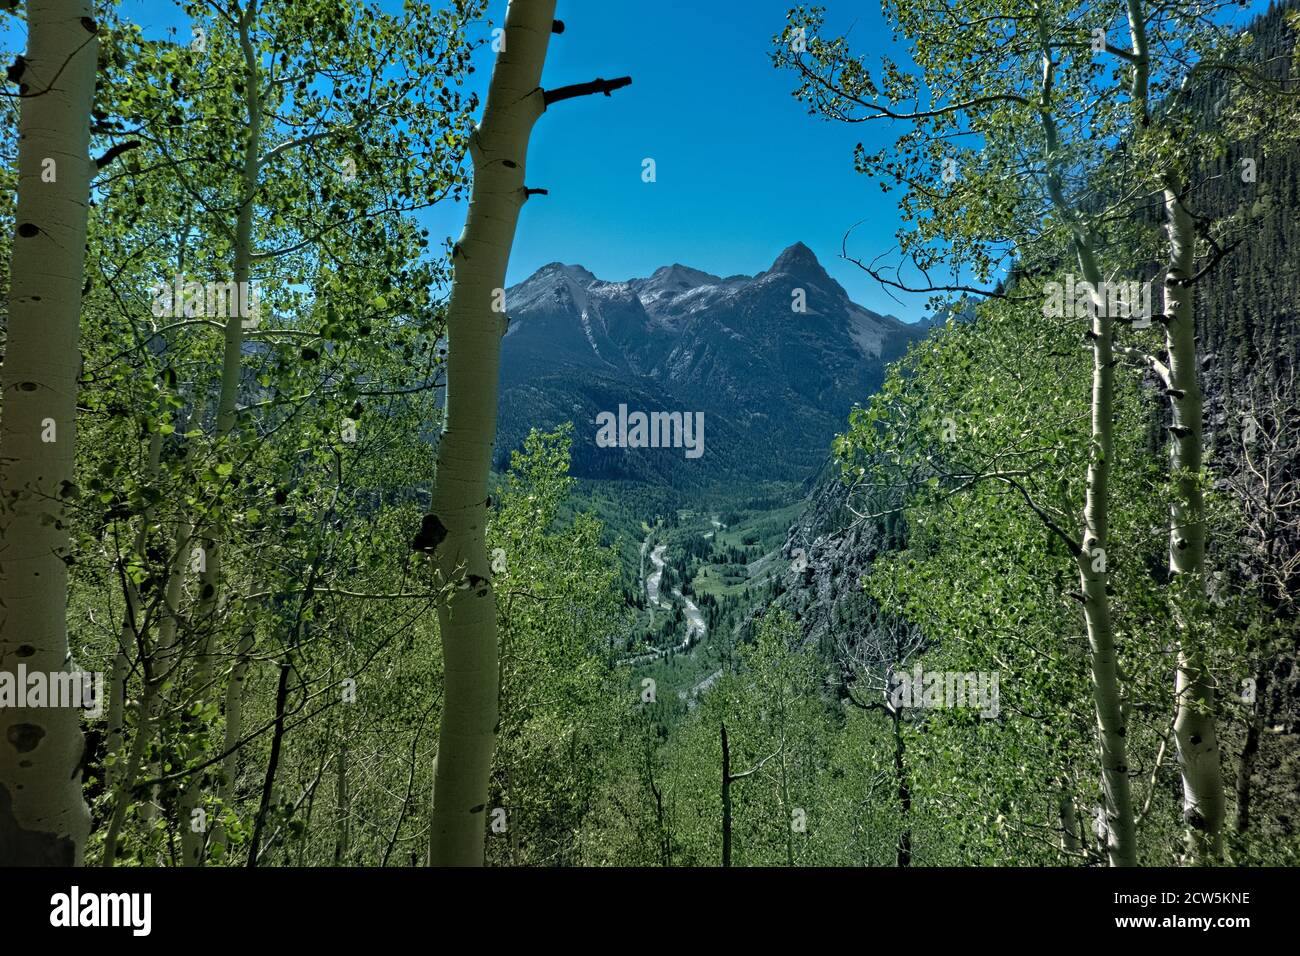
[762,458,903,655]
[496,243,923,485]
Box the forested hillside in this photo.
[0,0,1297,877]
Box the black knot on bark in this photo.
[16,223,38,238]
[411,513,447,553]
[5,723,45,754]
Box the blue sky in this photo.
[14,0,1270,321]
[87,0,917,318]
[426,0,916,318]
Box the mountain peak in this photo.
[650,264,722,282]
[648,263,722,288]
[533,261,597,284]
[767,242,826,278]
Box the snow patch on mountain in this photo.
[509,262,598,315]
[579,309,602,358]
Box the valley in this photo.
[583,480,808,709]
[493,242,921,711]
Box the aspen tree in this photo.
[124,0,483,864]
[105,430,164,796]
[776,0,1139,865]
[177,0,265,867]
[1160,179,1226,859]
[210,624,253,855]
[1036,21,1137,863]
[425,0,628,865]
[101,514,193,866]
[1113,0,1273,860]
[0,0,99,866]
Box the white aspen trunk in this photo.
[1162,179,1225,861]
[1037,13,1137,865]
[0,0,98,866]
[102,511,194,865]
[211,624,253,855]
[107,618,133,798]
[1073,241,1138,867]
[426,0,559,866]
[180,2,263,867]
[106,430,164,795]
[1058,791,1081,857]
[101,682,156,867]
[140,405,200,837]
[222,628,254,799]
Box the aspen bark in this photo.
[0,0,98,866]
[102,512,194,865]
[1072,241,1137,867]
[107,595,137,798]
[1058,791,1081,857]
[1037,13,1136,865]
[221,627,254,803]
[1120,0,1226,864]
[426,0,558,867]
[180,1,263,867]
[1162,180,1225,861]
[211,624,253,855]
[1235,670,1266,837]
[106,429,164,795]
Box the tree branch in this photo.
[542,76,632,107]
[94,140,141,170]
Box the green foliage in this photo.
[5,0,1297,869]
